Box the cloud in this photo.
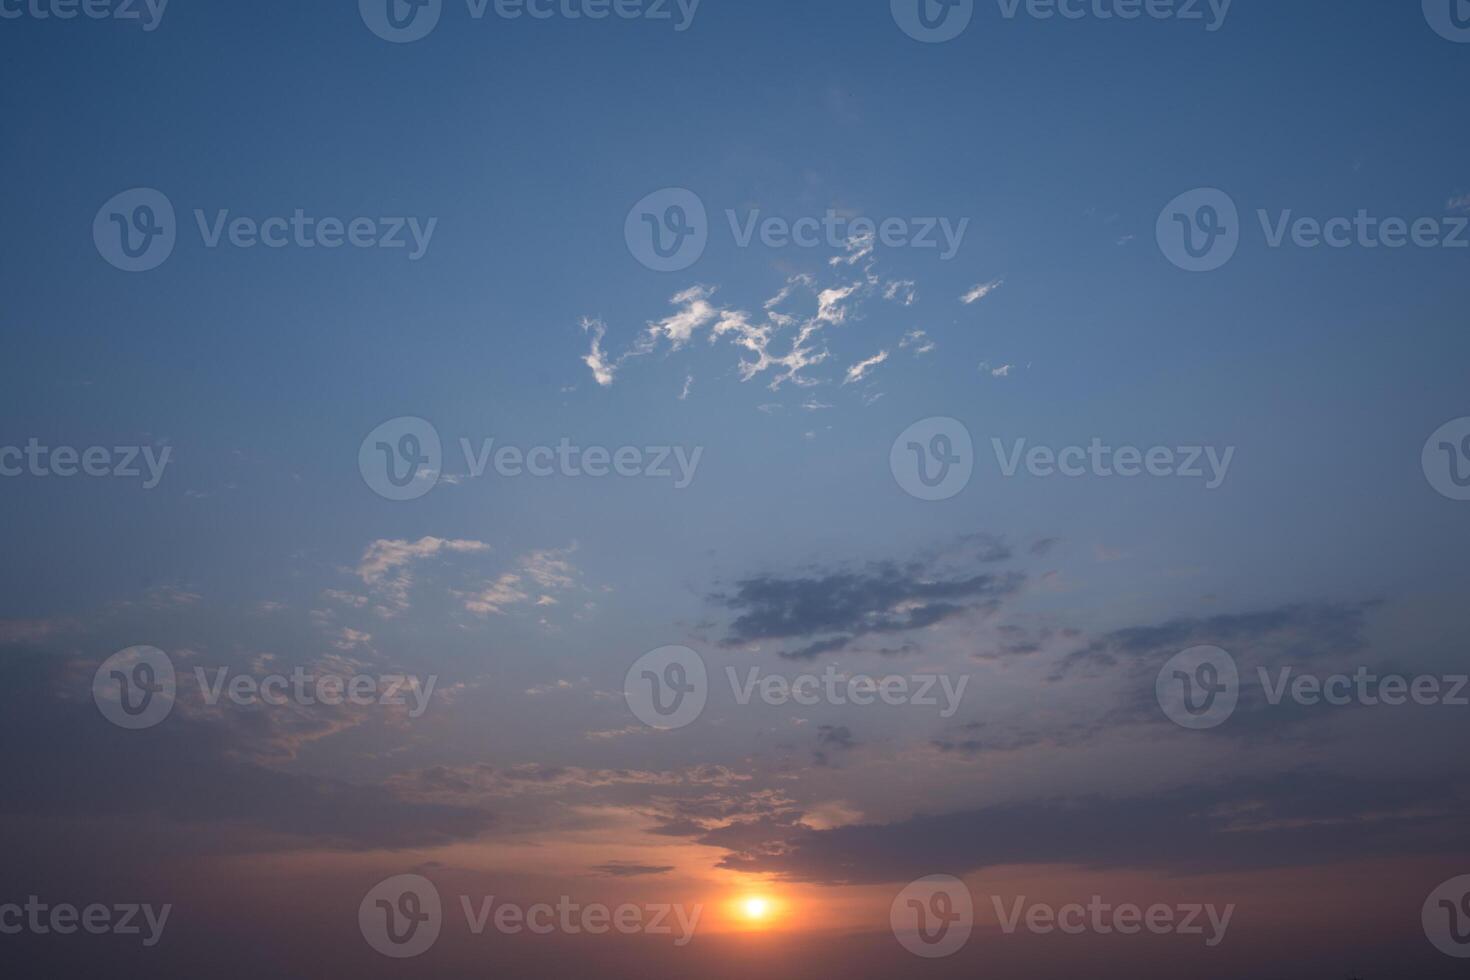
[521,546,579,590]
[711,770,1470,884]
[883,280,917,306]
[638,285,721,351]
[578,241,891,392]
[899,329,934,355]
[816,283,862,325]
[829,229,875,267]
[462,573,531,616]
[390,762,750,806]
[712,542,1025,658]
[356,537,491,614]
[3,652,492,854]
[462,545,582,617]
[842,350,889,385]
[591,863,676,877]
[1050,601,1380,681]
[961,279,1004,305]
[814,724,858,767]
[581,316,616,387]
[980,360,1013,378]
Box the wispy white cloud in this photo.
[462,573,531,617]
[961,279,1004,305]
[462,545,582,617]
[900,329,935,355]
[356,537,490,614]
[637,285,720,351]
[883,280,917,306]
[580,317,616,387]
[979,360,1014,378]
[579,238,892,392]
[829,229,875,267]
[843,350,890,385]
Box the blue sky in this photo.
[3,2,1470,977]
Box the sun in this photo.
[742,896,772,921]
[726,890,784,930]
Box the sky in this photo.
[2,1,1470,976]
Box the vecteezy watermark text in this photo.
[890,876,1233,958]
[92,647,437,730]
[991,895,1234,947]
[890,419,1234,501]
[359,416,703,501]
[891,0,1232,44]
[727,210,968,261]
[624,188,970,271]
[94,188,437,272]
[0,898,171,946]
[195,666,436,718]
[727,665,968,718]
[992,437,1235,489]
[358,875,700,958]
[360,0,701,43]
[0,0,168,30]
[0,439,171,488]
[1156,646,1470,729]
[624,646,970,730]
[1158,187,1470,272]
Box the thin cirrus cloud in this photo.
[842,349,889,385]
[347,536,582,618]
[578,232,961,394]
[961,278,1004,304]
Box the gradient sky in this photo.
[3,1,1470,977]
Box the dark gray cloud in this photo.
[590,863,675,877]
[0,653,493,856]
[817,724,856,749]
[1050,600,1380,681]
[709,771,1470,885]
[813,724,857,767]
[712,542,1025,659]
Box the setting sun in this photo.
[742,897,772,921]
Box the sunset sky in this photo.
[3,1,1470,977]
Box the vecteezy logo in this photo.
[625,645,708,729]
[93,188,176,272]
[359,874,442,958]
[359,417,442,501]
[890,418,974,501]
[891,875,974,958]
[1157,188,1240,272]
[891,0,974,43]
[1424,875,1470,958]
[360,0,442,42]
[625,188,708,272]
[1156,646,1239,730]
[1423,417,1470,501]
[92,646,176,730]
[1424,0,1470,42]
